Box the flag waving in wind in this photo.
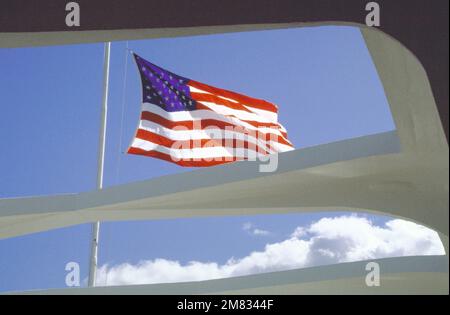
[127,53,294,167]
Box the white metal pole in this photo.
[88,42,111,287]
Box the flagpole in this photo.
[88,41,111,287]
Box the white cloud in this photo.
[252,228,270,236]
[242,222,271,236]
[290,226,306,238]
[242,222,253,231]
[96,215,445,286]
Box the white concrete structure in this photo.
[0,25,448,294]
[9,256,448,295]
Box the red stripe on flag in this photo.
[191,92,254,113]
[128,147,244,167]
[189,80,278,113]
[140,111,291,146]
[141,111,292,146]
[134,128,271,155]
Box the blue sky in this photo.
[0,26,404,292]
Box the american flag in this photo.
[127,53,294,167]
